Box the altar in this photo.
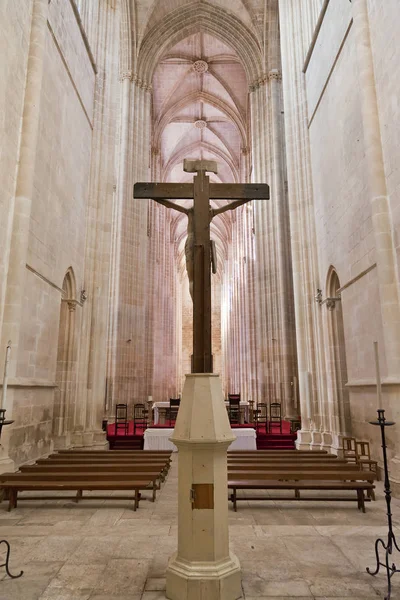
[143,427,256,451]
[152,400,250,424]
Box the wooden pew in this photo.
[19,464,165,488]
[0,451,172,511]
[45,454,169,462]
[228,450,328,454]
[228,469,376,512]
[227,462,355,471]
[0,472,152,511]
[36,458,170,481]
[56,450,172,460]
[228,455,339,462]
[41,455,170,474]
[57,449,172,454]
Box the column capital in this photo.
[66,300,77,312]
[269,69,282,81]
[119,70,133,82]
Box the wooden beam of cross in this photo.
[134,159,269,374]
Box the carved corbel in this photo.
[119,70,133,82]
[268,69,282,81]
[66,300,77,312]
[325,297,341,311]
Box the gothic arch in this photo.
[137,2,263,85]
[153,91,248,150]
[326,267,351,437]
[53,268,78,447]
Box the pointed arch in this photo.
[326,266,351,437]
[154,91,248,148]
[61,267,76,300]
[54,268,78,447]
[137,2,263,85]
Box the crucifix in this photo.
[134,159,269,373]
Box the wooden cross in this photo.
[134,159,269,373]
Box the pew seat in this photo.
[228,469,376,512]
[1,477,152,511]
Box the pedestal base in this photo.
[0,456,15,474]
[166,373,242,600]
[166,552,242,600]
[82,430,108,448]
[0,445,15,473]
[52,433,71,450]
[295,428,312,449]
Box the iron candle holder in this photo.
[366,408,399,599]
[0,408,22,579]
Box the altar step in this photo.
[109,436,144,450]
[256,433,297,450]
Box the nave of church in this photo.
[1,0,400,598]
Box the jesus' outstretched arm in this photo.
[152,198,190,215]
[210,198,252,218]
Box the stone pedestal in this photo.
[166,373,242,600]
[0,448,15,474]
[53,433,72,451]
[295,428,312,450]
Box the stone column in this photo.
[166,373,241,600]
[250,74,297,413]
[107,69,132,407]
[74,0,119,447]
[279,0,327,448]
[0,0,48,471]
[269,68,297,418]
[110,78,150,406]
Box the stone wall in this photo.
[299,0,400,471]
[368,0,400,277]
[0,1,32,336]
[0,0,112,467]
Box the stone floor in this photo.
[0,456,399,599]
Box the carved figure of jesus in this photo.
[152,199,251,299]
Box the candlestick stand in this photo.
[0,408,23,579]
[367,409,399,600]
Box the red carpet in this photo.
[255,420,297,450]
[107,419,297,450]
[106,421,145,450]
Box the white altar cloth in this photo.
[152,401,250,425]
[143,427,256,451]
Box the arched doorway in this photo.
[326,269,351,440]
[53,269,77,448]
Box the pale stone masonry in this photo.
[0,0,400,494]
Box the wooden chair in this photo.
[356,440,379,479]
[133,403,148,433]
[249,400,256,428]
[269,402,282,434]
[254,403,268,433]
[343,436,358,464]
[115,403,129,436]
[168,398,180,426]
[228,394,241,425]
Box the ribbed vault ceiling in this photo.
[152,31,249,273]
